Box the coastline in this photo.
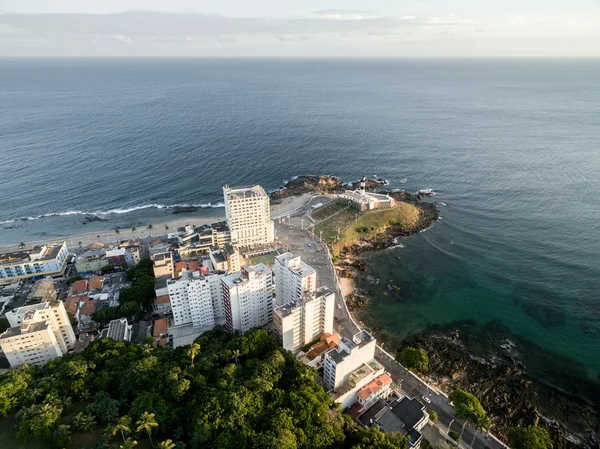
[0,193,311,252]
[332,217,598,448]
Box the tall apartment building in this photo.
[273,252,316,305]
[323,330,377,392]
[0,242,69,283]
[167,270,226,328]
[274,286,335,351]
[0,301,76,367]
[222,264,273,333]
[209,244,241,274]
[223,185,274,248]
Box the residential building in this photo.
[273,252,316,306]
[119,240,143,263]
[357,396,428,448]
[223,185,274,248]
[28,279,57,303]
[0,241,69,283]
[75,249,107,274]
[323,330,377,392]
[105,247,138,267]
[153,295,172,315]
[209,244,241,274]
[222,264,273,333]
[1,301,76,367]
[297,332,340,369]
[152,318,169,348]
[356,373,393,406]
[274,286,335,351]
[70,279,88,295]
[88,275,104,291]
[106,318,132,342]
[167,270,226,328]
[177,223,231,257]
[152,251,174,278]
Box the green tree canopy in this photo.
[508,425,553,449]
[448,389,486,423]
[396,347,429,372]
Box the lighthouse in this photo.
[360,176,367,193]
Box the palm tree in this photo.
[131,227,137,238]
[97,234,101,242]
[471,416,491,448]
[187,342,200,367]
[142,344,153,356]
[72,412,96,431]
[230,349,241,364]
[148,224,153,236]
[164,224,169,233]
[112,415,132,443]
[78,241,82,248]
[136,411,158,447]
[18,242,25,249]
[116,228,121,243]
[119,438,138,449]
[158,440,176,449]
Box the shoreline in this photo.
[332,218,597,448]
[0,193,312,252]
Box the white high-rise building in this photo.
[222,264,273,333]
[0,301,76,367]
[167,270,226,328]
[273,252,316,305]
[323,330,377,392]
[274,286,335,351]
[0,241,69,283]
[223,185,274,248]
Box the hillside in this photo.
[0,328,408,449]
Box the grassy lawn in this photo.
[315,202,420,256]
[314,206,363,247]
[311,201,350,221]
[248,254,277,266]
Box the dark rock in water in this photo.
[270,175,343,201]
[172,206,198,214]
[83,215,107,223]
[350,177,388,190]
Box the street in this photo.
[275,218,505,449]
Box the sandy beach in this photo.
[0,193,313,252]
[339,277,355,298]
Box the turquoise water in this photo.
[1,58,599,399]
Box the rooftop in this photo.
[153,318,169,337]
[107,318,129,341]
[276,252,316,277]
[88,276,104,290]
[154,295,170,305]
[223,185,268,200]
[357,373,393,401]
[0,241,65,265]
[333,363,376,397]
[29,279,55,298]
[0,321,49,339]
[70,279,88,294]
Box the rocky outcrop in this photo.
[171,206,198,214]
[350,177,389,190]
[270,175,343,201]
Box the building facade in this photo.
[0,242,69,283]
[29,279,58,303]
[223,185,274,248]
[323,330,377,392]
[0,301,76,367]
[222,264,274,333]
[274,286,335,351]
[273,252,316,306]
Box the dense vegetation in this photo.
[508,425,553,449]
[92,260,156,326]
[0,327,408,449]
[396,347,429,373]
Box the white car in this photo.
[337,304,343,310]
[422,396,431,404]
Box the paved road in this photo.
[275,219,505,449]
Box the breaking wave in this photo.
[0,202,225,225]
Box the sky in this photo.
[1,0,599,57]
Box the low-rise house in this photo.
[356,396,428,448]
[70,279,88,295]
[356,373,393,406]
[106,317,132,342]
[153,295,172,315]
[152,318,169,347]
[28,279,57,303]
[75,249,107,274]
[298,332,340,369]
[88,275,104,291]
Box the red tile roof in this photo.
[79,297,99,316]
[64,296,80,315]
[153,318,168,337]
[154,295,170,305]
[356,374,393,401]
[88,275,104,290]
[71,279,88,294]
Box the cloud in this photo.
[113,34,134,44]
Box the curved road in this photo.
[275,218,506,449]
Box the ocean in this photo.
[1,58,599,400]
